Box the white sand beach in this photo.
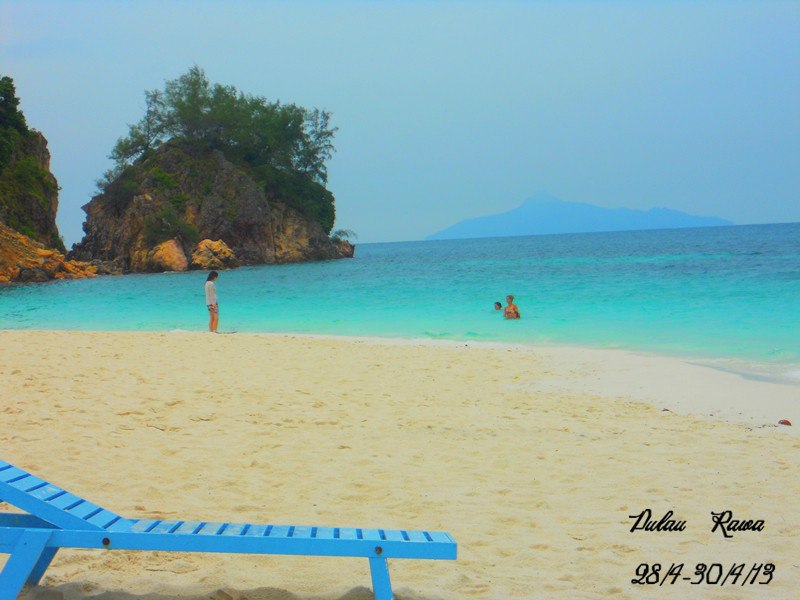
[1,330,798,599]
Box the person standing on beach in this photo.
[503,294,520,319]
[205,271,219,333]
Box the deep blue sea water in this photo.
[1,223,798,370]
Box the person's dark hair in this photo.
[206,271,219,281]
[494,301,502,309]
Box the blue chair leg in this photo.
[369,557,393,600]
[0,529,52,600]
[27,546,58,586]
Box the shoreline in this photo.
[5,324,799,376]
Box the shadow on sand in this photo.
[21,584,433,600]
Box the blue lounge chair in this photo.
[0,459,456,600]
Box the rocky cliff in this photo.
[70,141,354,272]
[0,221,95,283]
[0,131,64,251]
[0,76,95,283]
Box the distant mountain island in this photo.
[426,193,733,241]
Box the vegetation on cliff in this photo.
[71,67,353,273]
[0,70,351,283]
[0,75,96,283]
[99,66,337,234]
[73,136,353,272]
[0,76,64,252]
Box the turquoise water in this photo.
[1,223,798,366]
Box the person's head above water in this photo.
[207,271,219,281]
[506,294,514,304]
[494,302,502,310]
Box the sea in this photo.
[2,223,799,379]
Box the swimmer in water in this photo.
[503,294,520,319]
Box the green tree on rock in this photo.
[0,76,28,134]
[107,67,338,232]
[0,76,29,174]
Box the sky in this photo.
[1,1,798,246]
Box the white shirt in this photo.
[205,280,218,305]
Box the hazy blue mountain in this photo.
[426,193,733,240]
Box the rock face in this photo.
[70,142,354,272]
[0,131,64,252]
[333,238,356,258]
[0,84,89,282]
[146,239,189,272]
[0,221,96,283]
[191,239,239,270]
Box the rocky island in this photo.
[0,68,353,283]
[70,139,353,273]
